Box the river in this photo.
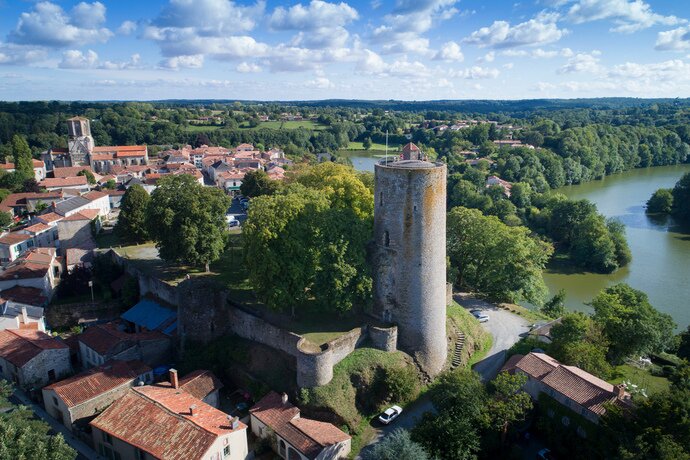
[347,152,690,328]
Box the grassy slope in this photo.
[608,364,670,396]
[447,302,492,368]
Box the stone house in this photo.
[56,209,100,251]
[42,360,152,433]
[77,321,172,369]
[0,159,47,182]
[250,392,351,460]
[0,285,48,307]
[0,329,70,389]
[20,222,59,249]
[0,248,62,300]
[90,370,248,460]
[503,352,632,425]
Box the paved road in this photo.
[11,390,104,460]
[357,295,530,457]
[455,293,531,381]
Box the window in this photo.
[223,446,231,457]
[53,396,58,407]
[384,231,390,247]
[379,192,383,207]
[136,447,146,460]
[47,369,56,381]
[102,431,113,444]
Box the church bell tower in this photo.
[67,116,94,166]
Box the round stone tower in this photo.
[373,159,447,377]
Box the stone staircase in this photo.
[451,328,466,369]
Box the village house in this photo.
[120,299,177,336]
[0,159,47,182]
[90,369,248,460]
[0,301,45,332]
[502,352,632,425]
[57,209,100,251]
[39,176,90,193]
[77,321,172,369]
[42,360,153,433]
[250,392,351,460]
[0,232,34,264]
[52,166,94,179]
[486,175,513,197]
[0,328,70,389]
[176,369,224,409]
[0,248,62,300]
[20,221,58,248]
[0,191,63,217]
[54,190,111,218]
[0,285,48,307]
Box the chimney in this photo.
[281,393,288,405]
[169,369,179,389]
[21,306,29,324]
[190,404,197,416]
[229,416,240,430]
[614,383,626,398]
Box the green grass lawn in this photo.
[241,120,326,130]
[608,364,670,396]
[184,124,224,132]
[344,141,400,151]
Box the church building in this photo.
[43,117,148,174]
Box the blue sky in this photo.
[0,0,689,100]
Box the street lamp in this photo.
[88,280,94,304]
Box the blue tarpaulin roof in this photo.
[121,299,177,336]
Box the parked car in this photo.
[537,448,555,460]
[378,405,403,425]
[472,311,489,323]
[228,220,239,228]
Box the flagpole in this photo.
[385,130,388,163]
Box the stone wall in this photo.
[46,301,121,329]
[20,348,71,389]
[369,325,398,352]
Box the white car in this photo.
[378,405,403,425]
[472,311,490,323]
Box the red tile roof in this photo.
[44,360,150,408]
[78,322,167,356]
[179,370,224,401]
[91,383,245,460]
[52,166,93,178]
[514,353,631,417]
[0,329,68,367]
[39,176,88,188]
[82,190,108,201]
[62,209,99,221]
[22,222,52,234]
[0,232,32,245]
[37,212,63,224]
[0,192,63,212]
[250,392,350,459]
[0,286,47,306]
[91,153,115,161]
[0,248,56,281]
[402,142,420,153]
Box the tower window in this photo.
[384,231,390,247]
[379,192,383,207]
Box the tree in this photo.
[484,372,533,445]
[592,283,676,363]
[77,169,96,185]
[647,188,673,214]
[103,179,116,189]
[361,429,431,460]
[447,206,553,304]
[0,211,12,229]
[362,137,372,150]
[671,172,690,223]
[0,188,10,202]
[11,135,33,181]
[147,175,230,269]
[549,312,612,377]
[541,289,566,318]
[115,184,150,243]
[244,164,373,316]
[240,169,278,198]
[0,406,77,460]
[677,326,690,360]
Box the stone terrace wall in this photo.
[110,250,399,388]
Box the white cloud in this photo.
[502,47,573,58]
[236,62,262,73]
[117,20,137,35]
[608,59,690,80]
[433,41,463,61]
[565,0,685,33]
[449,66,500,79]
[558,51,602,73]
[59,49,98,69]
[9,2,113,47]
[356,49,386,74]
[655,26,690,51]
[160,54,205,69]
[100,54,141,70]
[154,0,264,34]
[306,76,335,89]
[478,51,495,63]
[371,0,460,55]
[0,43,48,65]
[464,12,566,48]
[270,1,358,29]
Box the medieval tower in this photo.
[67,116,93,166]
[373,154,447,377]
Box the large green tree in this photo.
[243,163,373,315]
[239,169,278,198]
[447,206,553,304]
[484,372,533,445]
[361,429,430,460]
[147,174,230,269]
[647,188,674,214]
[11,135,33,182]
[115,184,150,243]
[591,283,676,363]
[671,172,690,223]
